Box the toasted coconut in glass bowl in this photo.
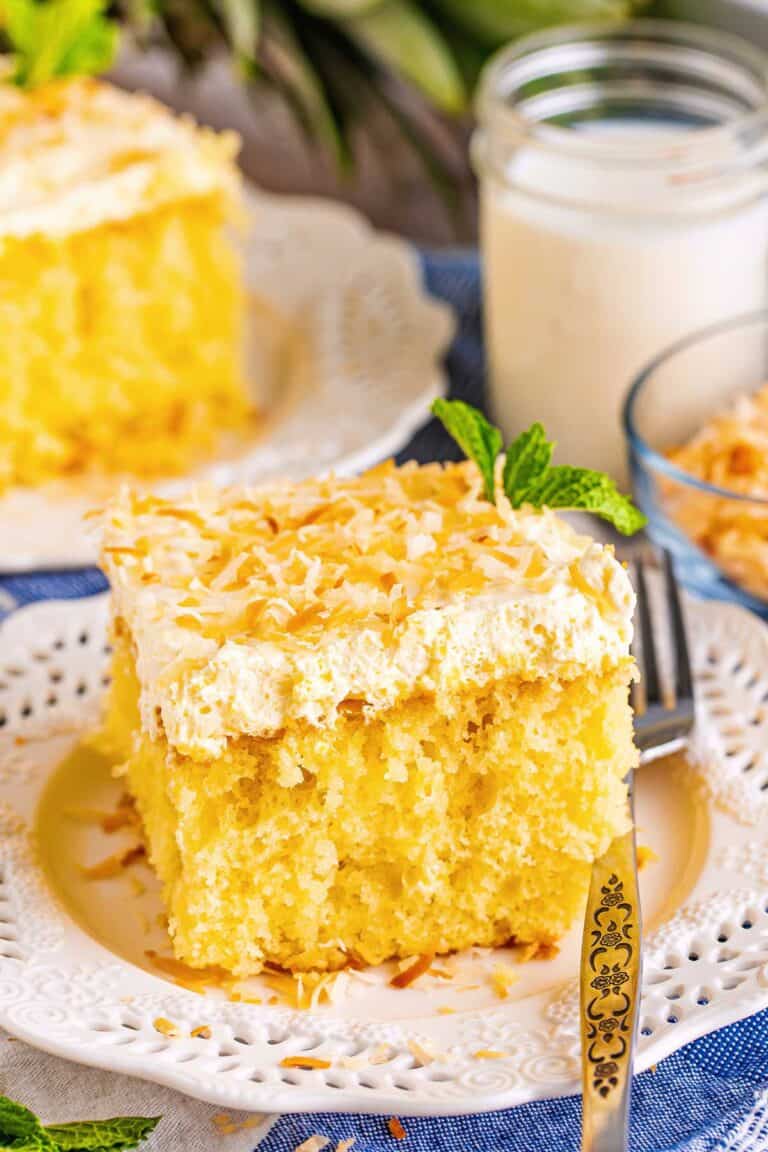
[624,311,768,616]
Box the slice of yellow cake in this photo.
[99,460,637,977]
[0,78,249,492]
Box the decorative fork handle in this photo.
[580,808,642,1152]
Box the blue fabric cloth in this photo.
[3,250,768,1151]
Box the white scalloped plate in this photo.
[0,188,452,570]
[1,591,768,1116]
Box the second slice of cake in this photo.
[100,460,637,976]
[0,78,248,491]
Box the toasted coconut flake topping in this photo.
[387,1117,407,1141]
[212,1112,266,1133]
[637,844,658,870]
[338,1044,391,1071]
[243,1116,268,1129]
[228,989,263,1004]
[408,1039,446,1065]
[82,843,145,880]
[535,941,560,962]
[68,794,140,833]
[280,1056,332,1071]
[0,79,240,241]
[390,953,434,989]
[144,950,233,992]
[101,461,629,650]
[514,939,559,964]
[101,462,635,753]
[100,806,140,833]
[295,1136,330,1152]
[153,1017,181,1038]
[473,1050,506,1060]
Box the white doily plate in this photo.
[1,591,768,1116]
[0,188,452,570]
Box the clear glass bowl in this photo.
[624,311,768,617]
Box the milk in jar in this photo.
[473,22,768,482]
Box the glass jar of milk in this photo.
[473,21,768,482]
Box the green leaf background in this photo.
[112,0,651,196]
[2,0,118,86]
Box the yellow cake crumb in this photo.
[637,844,659,870]
[490,964,519,999]
[105,641,633,974]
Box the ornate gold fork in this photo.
[580,551,695,1152]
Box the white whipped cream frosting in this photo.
[102,474,635,759]
[0,78,239,239]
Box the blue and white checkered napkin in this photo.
[3,251,768,1152]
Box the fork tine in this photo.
[663,549,694,705]
[635,558,662,709]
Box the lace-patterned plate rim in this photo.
[1,587,768,1116]
[0,186,453,571]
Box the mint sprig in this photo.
[45,1117,160,1151]
[0,1096,56,1150]
[502,421,552,505]
[432,397,501,503]
[432,399,646,536]
[2,0,119,89]
[0,1096,160,1152]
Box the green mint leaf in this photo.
[44,1115,161,1151]
[0,1097,40,1138]
[1,1137,58,1152]
[522,465,647,536]
[0,1098,50,1144]
[0,1097,56,1151]
[3,0,119,89]
[502,422,553,507]
[0,1098,159,1152]
[430,405,646,534]
[0,1138,57,1151]
[432,398,502,501]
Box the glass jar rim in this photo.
[476,19,768,169]
[623,309,768,508]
